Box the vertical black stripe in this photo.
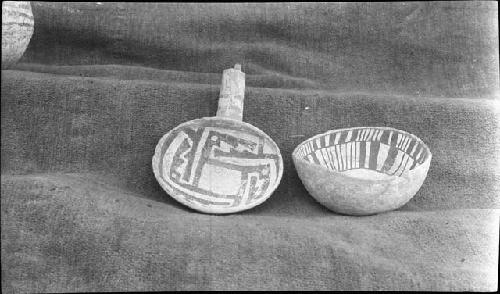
[309,150,321,165]
[390,131,399,147]
[406,139,416,156]
[258,136,264,154]
[418,148,427,164]
[335,145,343,171]
[349,145,353,169]
[382,146,399,173]
[398,155,412,176]
[247,176,258,204]
[323,148,333,170]
[345,130,353,143]
[409,160,418,170]
[323,134,329,148]
[351,129,359,142]
[390,153,407,176]
[364,128,371,141]
[369,142,380,170]
[361,129,367,141]
[367,129,374,141]
[181,127,205,182]
[412,143,422,161]
[403,137,412,152]
[359,141,366,169]
[330,132,338,145]
[380,130,390,145]
[327,147,336,170]
[352,142,357,168]
[339,130,349,144]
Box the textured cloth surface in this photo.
[1,2,499,292]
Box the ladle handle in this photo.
[216,64,245,121]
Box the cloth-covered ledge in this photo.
[1,2,499,292]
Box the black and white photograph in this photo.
[1,1,499,292]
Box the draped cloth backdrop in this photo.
[1,2,499,292]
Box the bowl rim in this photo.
[292,126,432,183]
[152,116,284,214]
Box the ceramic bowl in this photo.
[292,127,431,215]
[2,1,34,69]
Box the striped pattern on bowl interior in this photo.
[294,127,430,177]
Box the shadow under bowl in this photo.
[292,126,432,216]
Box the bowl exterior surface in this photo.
[153,117,283,214]
[292,127,431,215]
[2,1,34,69]
[294,156,430,215]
